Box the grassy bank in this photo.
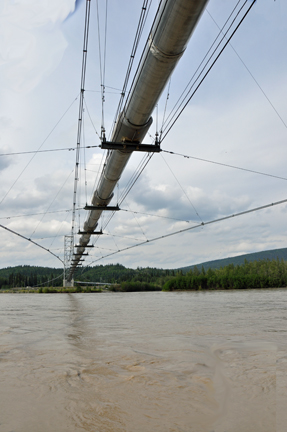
[0,286,103,294]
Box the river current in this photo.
[0,289,286,432]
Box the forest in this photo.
[0,264,169,290]
[0,266,63,289]
[162,259,287,291]
[0,259,287,291]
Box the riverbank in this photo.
[1,285,287,294]
[0,287,103,294]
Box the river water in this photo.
[0,289,286,432]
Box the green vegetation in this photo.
[0,286,102,294]
[78,263,172,285]
[0,256,287,292]
[0,265,62,290]
[163,259,287,291]
[0,263,172,291]
[109,281,160,292]
[39,287,102,294]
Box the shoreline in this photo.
[1,286,286,294]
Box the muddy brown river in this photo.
[0,290,286,431]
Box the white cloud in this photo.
[0,0,76,92]
[0,0,286,270]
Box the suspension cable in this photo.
[84,197,287,267]
[160,0,256,142]
[161,149,287,182]
[109,0,154,139]
[71,0,92,243]
[83,98,107,202]
[82,110,88,204]
[30,169,74,239]
[161,1,242,134]
[160,153,203,222]
[95,0,108,137]
[96,153,154,240]
[120,208,190,223]
[0,223,64,264]
[73,0,258,266]
[0,95,78,205]
[49,210,75,250]
[206,9,287,131]
[0,208,80,221]
[159,78,171,142]
[76,1,157,250]
[33,273,64,288]
[0,144,100,157]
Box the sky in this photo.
[0,0,286,272]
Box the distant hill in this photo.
[179,248,287,273]
[0,265,62,278]
[0,265,63,288]
[1,248,287,288]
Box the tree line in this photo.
[162,258,287,291]
[1,259,287,290]
[0,266,63,289]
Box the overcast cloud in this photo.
[0,0,286,272]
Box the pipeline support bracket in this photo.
[100,141,161,153]
[78,230,103,235]
[84,205,120,211]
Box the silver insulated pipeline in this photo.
[68,0,209,280]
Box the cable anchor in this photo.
[101,127,106,143]
[155,132,160,148]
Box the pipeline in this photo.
[68,0,209,280]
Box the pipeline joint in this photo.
[148,34,185,63]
